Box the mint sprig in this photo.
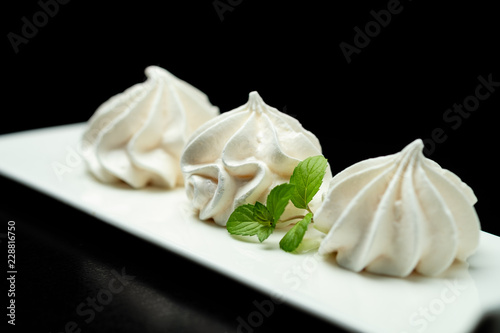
[226,155,328,252]
[227,183,295,243]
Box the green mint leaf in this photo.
[227,204,261,236]
[266,183,295,225]
[279,213,313,252]
[257,225,275,242]
[253,202,275,242]
[289,155,328,209]
[254,202,273,226]
[227,203,275,243]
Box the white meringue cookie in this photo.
[81,66,219,188]
[181,91,331,226]
[315,139,480,277]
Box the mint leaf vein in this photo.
[289,156,328,209]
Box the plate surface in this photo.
[1,123,500,333]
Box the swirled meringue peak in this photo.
[315,139,480,277]
[81,66,219,188]
[181,91,331,226]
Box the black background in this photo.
[2,0,500,332]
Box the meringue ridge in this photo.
[314,139,480,277]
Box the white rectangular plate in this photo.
[1,123,499,333]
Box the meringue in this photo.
[315,139,480,277]
[81,66,219,188]
[181,91,331,226]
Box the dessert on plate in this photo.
[314,139,481,277]
[78,66,482,278]
[181,91,332,226]
[80,66,219,189]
